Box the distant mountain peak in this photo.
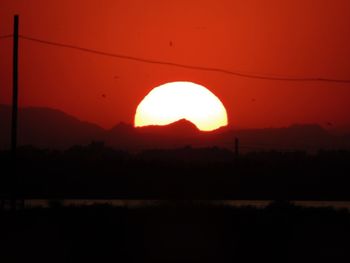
[166,118,199,130]
[1,105,347,151]
[0,105,104,149]
[136,119,200,137]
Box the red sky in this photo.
[1,0,350,130]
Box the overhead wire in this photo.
[18,35,350,83]
[0,34,13,39]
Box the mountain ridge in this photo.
[0,105,348,151]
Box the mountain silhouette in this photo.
[0,105,104,149]
[106,119,201,150]
[229,124,336,151]
[0,105,349,151]
[136,119,200,137]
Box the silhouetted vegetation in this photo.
[0,202,349,263]
[1,144,350,262]
[1,144,350,200]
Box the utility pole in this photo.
[10,15,19,210]
[11,15,19,159]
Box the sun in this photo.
[134,81,228,131]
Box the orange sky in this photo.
[1,0,350,130]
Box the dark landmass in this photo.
[1,104,350,151]
[0,202,349,263]
[1,107,350,262]
[1,144,350,200]
[0,105,104,149]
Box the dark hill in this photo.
[0,105,104,149]
[136,119,200,137]
[105,119,201,150]
[229,124,338,151]
[1,105,349,151]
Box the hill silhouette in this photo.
[136,118,200,137]
[229,124,343,151]
[0,105,104,149]
[0,105,349,151]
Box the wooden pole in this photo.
[10,15,19,210]
[11,15,19,158]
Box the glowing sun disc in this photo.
[134,81,228,131]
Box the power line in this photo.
[0,34,13,39]
[18,34,350,83]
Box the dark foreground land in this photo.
[0,202,349,263]
[1,146,350,262]
[1,146,350,200]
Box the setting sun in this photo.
[134,81,228,131]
